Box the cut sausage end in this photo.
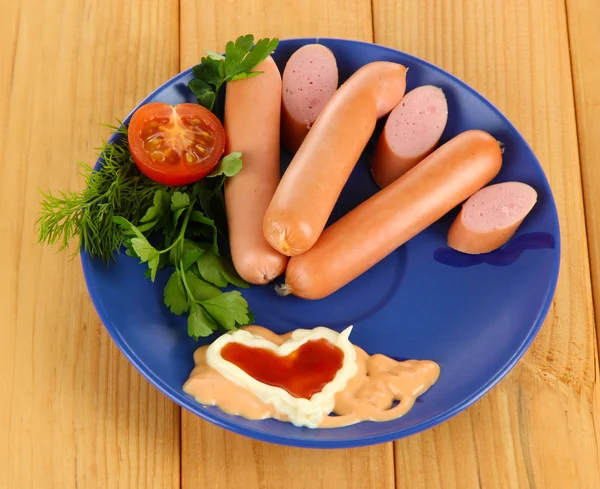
[281,44,339,153]
[371,85,448,188]
[447,181,537,254]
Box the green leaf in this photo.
[141,190,171,223]
[113,216,145,240]
[230,70,264,82]
[195,249,228,287]
[224,35,255,78]
[219,256,250,288]
[201,291,250,331]
[184,271,221,301]
[123,237,137,257]
[148,254,160,282]
[190,210,214,225]
[205,50,225,61]
[208,152,243,178]
[237,37,279,75]
[188,79,216,111]
[192,57,222,87]
[171,192,190,211]
[164,270,189,315]
[172,207,186,228]
[196,181,228,239]
[182,247,204,270]
[188,304,218,339]
[168,238,204,268]
[195,248,249,289]
[130,237,159,262]
[189,210,218,253]
[134,220,158,233]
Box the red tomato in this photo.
[128,102,225,186]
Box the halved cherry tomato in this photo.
[128,102,225,186]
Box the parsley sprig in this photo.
[36,34,272,338]
[112,153,254,339]
[188,34,279,111]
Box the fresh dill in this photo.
[36,127,178,261]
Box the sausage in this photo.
[223,56,288,284]
[277,130,502,299]
[264,61,408,257]
[281,44,339,153]
[447,181,537,254]
[370,85,448,188]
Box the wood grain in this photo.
[372,0,600,488]
[4,1,600,488]
[179,0,373,69]
[0,1,181,488]
[179,2,395,488]
[566,0,600,346]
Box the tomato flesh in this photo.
[128,102,225,186]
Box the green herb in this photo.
[36,128,178,261]
[114,184,253,340]
[188,35,279,112]
[37,34,266,339]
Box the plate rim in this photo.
[81,36,561,448]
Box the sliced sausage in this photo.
[223,56,288,284]
[447,181,537,254]
[264,61,408,257]
[370,85,448,188]
[281,44,339,153]
[278,130,502,299]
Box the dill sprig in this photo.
[36,128,178,261]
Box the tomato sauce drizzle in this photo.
[221,339,344,399]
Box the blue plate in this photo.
[81,38,560,448]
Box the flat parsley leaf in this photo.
[208,152,243,178]
[141,190,171,223]
[130,237,158,262]
[194,246,248,289]
[201,291,251,330]
[188,304,218,339]
[184,271,221,301]
[188,79,216,112]
[188,35,279,112]
[171,192,190,211]
[182,247,204,270]
[164,271,189,315]
[113,216,145,240]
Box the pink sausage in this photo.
[371,85,448,188]
[447,181,538,254]
[281,44,338,153]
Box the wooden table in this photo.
[2,0,599,487]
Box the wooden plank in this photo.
[566,0,600,345]
[179,2,395,489]
[372,0,600,488]
[0,1,181,488]
[179,0,373,69]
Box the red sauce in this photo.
[221,339,345,399]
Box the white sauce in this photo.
[205,326,357,428]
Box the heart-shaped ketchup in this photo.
[221,339,345,399]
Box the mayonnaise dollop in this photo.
[205,326,357,428]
